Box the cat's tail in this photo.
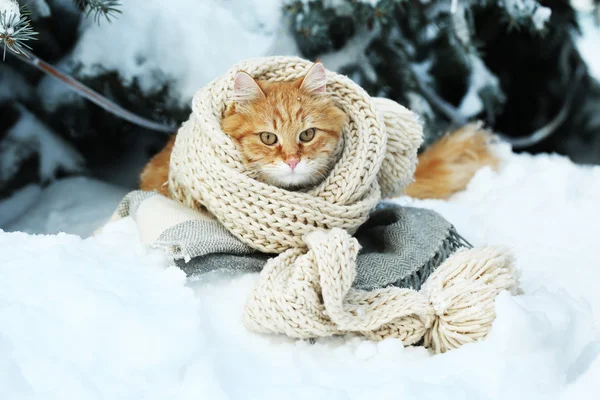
[403,123,499,200]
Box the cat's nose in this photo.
[285,158,300,171]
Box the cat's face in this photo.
[221,63,347,189]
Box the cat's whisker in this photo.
[247,156,269,163]
[309,168,327,181]
[218,65,346,190]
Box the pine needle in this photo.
[76,0,122,24]
[0,5,37,61]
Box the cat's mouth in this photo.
[263,161,317,189]
[270,170,313,188]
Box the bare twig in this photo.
[410,63,468,126]
[10,48,176,133]
[496,63,585,149]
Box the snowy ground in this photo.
[1,145,599,399]
[2,1,598,397]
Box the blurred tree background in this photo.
[1,0,599,201]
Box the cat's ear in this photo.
[233,71,265,102]
[299,62,327,94]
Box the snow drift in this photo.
[1,145,599,399]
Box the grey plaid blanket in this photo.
[111,191,471,290]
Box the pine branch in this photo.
[1,1,171,133]
[498,0,552,32]
[0,2,37,61]
[1,0,121,63]
[409,61,468,127]
[497,49,586,149]
[75,0,121,24]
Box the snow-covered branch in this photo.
[0,0,37,60]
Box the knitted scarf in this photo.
[167,56,422,253]
[108,56,520,353]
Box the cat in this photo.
[140,62,498,199]
[221,63,346,189]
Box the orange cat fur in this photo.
[222,63,347,188]
[140,64,498,199]
[139,134,174,197]
[403,123,499,199]
[141,62,346,193]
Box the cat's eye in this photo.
[299,128,316,142]
[260,132,278,145]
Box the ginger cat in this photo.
[140,63,498,199]
[222,63,346,188]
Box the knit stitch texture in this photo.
[168,56,422,253]
[130,56,521,353]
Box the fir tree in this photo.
[0,0,180,199]
[0,0,599,202]
[284,0,596,149]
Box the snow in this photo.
[451,0,458,13]
[394,145,600,315]
[532,6,552,30]
[575,12,600,83]
[62,0,292,105]
[502,0,552,30]
[0,183,41,227]
[318,26,379,80]
[22,0,51,19]
[0,65,32,102]
[572,0,597,12]
[0,107,84,184]
[0,0,19,25]
[6,177,128,237]
[458,54,501,118]
[36,57,82,113]
[1,145,599,399]
[405,91,435,121]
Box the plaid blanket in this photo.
[109,191,471,290]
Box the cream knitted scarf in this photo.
[166,56,520,353]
